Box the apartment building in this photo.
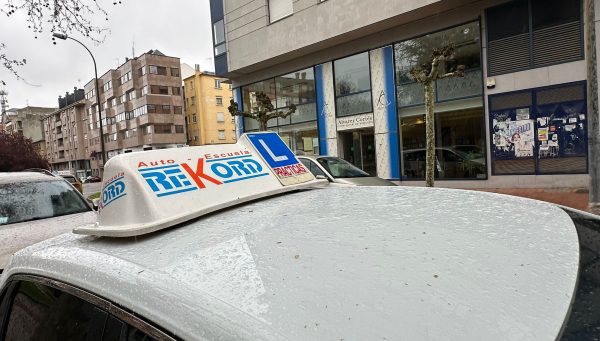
[43,89,90,178]
[84,49,185,175]
[184,68,236,145]
[4,106,55,156]
[211,0,593,189]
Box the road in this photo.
[83,182,102,198]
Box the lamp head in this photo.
[52,33,68,40]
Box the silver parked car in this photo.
[0,172,97,270]
[298,155,396,186]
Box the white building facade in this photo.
[210,0,593,188]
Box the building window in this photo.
[128,90,136,100]
[102,80,112,92]
[154,124,172,134]
[192,114,197,123]
[171,68,180,77]
[120,71,132,84]
[241,67,318,153]
[138,66,146,76]
[490,82,587,175]
[215,96,223,106]
[141,85,148,96]
[191,96,196,106]
[172,87,181,96]
[395,21,485,180]
[175,125,184,133]
[143,125,152,135]
[333,52,372,117]
[151,85,169,95]
[486,0,582,75]
[217,112,224,122]
[268,0,293,23]
[214,79,222,89]
[213,19,226,56]
[394,21,482,108]
[174,106,182,114]
[161,105,171,114]
[218,130,226,140]
[149,65,168,76]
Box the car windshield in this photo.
[0,180,91,225]
[62,176,77,184]
[316,157,370,178]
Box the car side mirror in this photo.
[88,198,99,211]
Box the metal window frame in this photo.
[0,274,178,340]
[488,80,588,176]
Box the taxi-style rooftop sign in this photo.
[74,132,325,237]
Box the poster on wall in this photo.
[491,112,534,159]
[510,120,534,157]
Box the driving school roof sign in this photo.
[74,132,323,237]
[247,133,314,185]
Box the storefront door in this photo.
[339,129,377,175]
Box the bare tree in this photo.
[1,0,121,85]
[409,45,465,187]
[228,92,296,131]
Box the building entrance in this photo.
[339,129,377,175]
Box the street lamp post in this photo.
[53,33,106,174]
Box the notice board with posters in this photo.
[489,82,587,175]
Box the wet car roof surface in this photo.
[1,186,579,340]
[0,172,60,184]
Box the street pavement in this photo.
[83,182,102,198]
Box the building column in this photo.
[370,46,400,180]
[315,62,338,156]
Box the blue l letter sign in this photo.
[247,133,298,168]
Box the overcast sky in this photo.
[0,0,214,109]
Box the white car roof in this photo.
[1,186,579,340]
[0,172,60,184]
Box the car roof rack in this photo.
[23,168,56,177]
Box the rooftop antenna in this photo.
[132,35,135,58]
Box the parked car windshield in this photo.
[0,180,91,225]
[316,157,370,178]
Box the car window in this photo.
[2,281,106,341]
[300,159,327,177]
[0,180,91,225]
[316,157,369,178]
[102,314,157,341]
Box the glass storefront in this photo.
[394,21,486,180]
[400,105,486,179]
[489,82,587,175]
[242,68,319,154]
[334,52,373,117]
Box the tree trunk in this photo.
[259,120,268,131]
[424,80,436,187]
[586,0,600,214]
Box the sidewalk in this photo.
[472,188,593,213]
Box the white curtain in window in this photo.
[269,0,293,22]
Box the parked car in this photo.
[0,172,96,271]
[0,133,598,340]
[60,174,83,193]
[402,147,486,179]
[83,175,101,183]
[298,155,396,186]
